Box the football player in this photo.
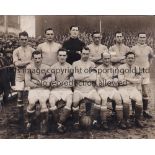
[109,31,130,67]
[13,31,35,107]
[63,26,85,64]
[131,33,154,119]
[96,52,126,130]
[72,47,101,129]
[25,50,52,133]
[37,28,62,66]
[49,48,74,133]
[118,52,144,128]
[87,31,108,66]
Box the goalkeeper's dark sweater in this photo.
[63,37,85,64]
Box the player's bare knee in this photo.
[40,103,48,113]
[94,96,101,106]
[49,94,58,107]
[27,103,35,113]
[135,99,143,106]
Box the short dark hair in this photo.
[138,32,146,37]
[45,28,53,34]
[125,51,135,58]
[92,31,100,37]
[32,50,42,58]
[70,25,79,31]
[81,46,90,53]
[115,31,123,36]
[19,31,28,38]
[57,48,67,55]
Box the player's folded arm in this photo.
[125,77,141,84]
[118,72,128,86]
[111,56,125,63]
[25,69,39,88]
[84,72,97,82]
[73,71,89,81]
[14,60,31,67]
[90,55,101,62]
[41,77,52,88]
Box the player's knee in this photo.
[27,103,35,113]
[94,95,101,105]
[49,94,54,103]
[114,94,122,106]
[116,104,123,110]
[64,98,72,110]
[122,97,130,105]
[72,101,79,109]
[135,98,143,106]
[49,94,58,106]
[40,102,48,113]
[100,94,107,103]
[73,96,80,108]
[39,97,48,105]
[94,103,101,110]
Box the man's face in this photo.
[93,33,102,45]
[19,35,28,47]
[70,27,79,38]
[33,54,42,66]
[45,30,54,42]
[58,51,67,63]
[115,33,124,44]
[103,54,111,66]
[138,34,146,45]
[126,54,135,66]
[81,49,89,61]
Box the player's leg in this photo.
[72,91,83,128]
[118,88,131,128]
[39,89,50,134]
[49,92,60,123]
[142,83,152,119]
[27,89,39,131]
[15,81,25,132]
[98,89,109,130]
[131,88,143,128]
[113,90,128,129]
[58,94,72,133]
[16,81,25,107]
[87,90,100,129]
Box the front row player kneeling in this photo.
[25,50,52,133]
[49,48,74,133]
[25,50,145,133]
[118,52,144,128]
[72,47,101,129]
[96,52,127,130]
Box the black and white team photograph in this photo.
[0,15,155,139]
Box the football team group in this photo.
[7,25,155,133]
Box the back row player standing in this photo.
[131,33,154,118]
[37,28,62,66]
[63,26,85,64]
